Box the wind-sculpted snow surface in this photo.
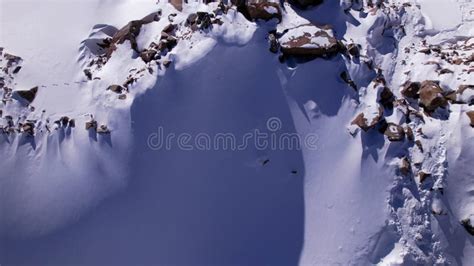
[1,0,474,265]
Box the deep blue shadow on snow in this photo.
[1,29,305,266]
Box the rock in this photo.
[21,122,35,136]
[97,124,110,134]
[69,119,76,128]
[381,122,405,141]
[405,126,414,141]
[461,218,474,235]
[15,86,38,103]
[245,1,282,22]
[453,85,474,104]
[379,87,395,109]
[84,69,93,80]
[401,81,420,99]
[415,140,424,153]
[118,94,127,100]
[107,12,160,56]
[170,0,183,11]
[163,60,172,68]
[60,116,70,127]
[85,120,98,131]
[107,85,125,94]
[399,157,411,176]
[419,80,447,112]
[347,43,360,57]
[351,107,383,132]
[418,171,431,183]
[466,111,474,127]
[140,49,157,63]
[162,24,176,34]
[279,24,342,58]
[290,0,323,8]
[268,32,280,53]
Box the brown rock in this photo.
[107,12,160,56]
[15,86,38,103]
[418,171,431,183]
[170,0,183,11]
[419,80,447,112]
[401,81,420,99]
[279,24,342,58]
[351,107,383,132]
[21,122,35,136]
[466,111,474,127]
[140,49,157,63]
[97,124,111,134]
[246,1,282,22]
[382,122,405,142]
[107,85,125,94]
[400,157,411,176]
[347,43,360,57]
[379,87,394,108]
[85,120,98,131]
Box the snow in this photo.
[417,0,463,32]
[1,0,474,265]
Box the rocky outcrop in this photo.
[419,81,447,112]
[279,24,342,58]
[107,12,161,56]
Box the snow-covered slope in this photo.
[1,0,473,265]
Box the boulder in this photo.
[279,24,342,58]
[21,122,35,136]
[382,122,405,141]
[170,0,183,11]
[399,157,411,176]
[351,107,383,132]
[15,86,38,103]
[140,49,157,63]
[85,120,98,131]
[107,12,160,56]
[466,111,474,127]
[347,43,360,57]
[419,80,447,112]
[418,171,431,183]
[453,85,474,104]
[401,81,420,99]
[245,1,282,22]
[97,124,111,134]
[461,218,474,235]
[107,85,125,94]
[379,87,395,109]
